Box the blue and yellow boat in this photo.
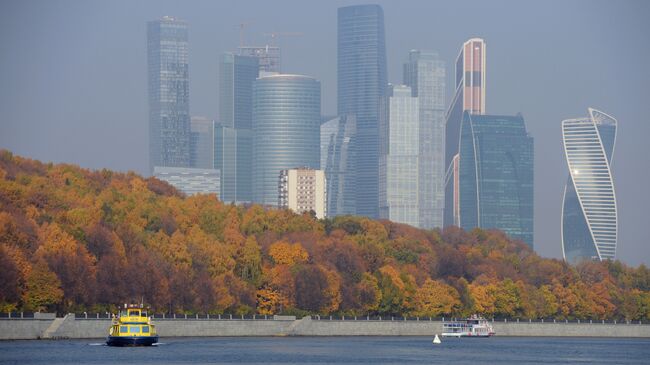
[106,304,158,346]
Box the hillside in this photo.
[0,150,649,320]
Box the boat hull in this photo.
[106,335,159,347]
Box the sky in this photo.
[0,0,649,266]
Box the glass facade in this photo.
[379,85,420,227]
[190,116,214,169]
[218,53,259,129]
[153,166,220,197]
[321,115,357,217]
[444,38,486,227]
[147,17,190,173]
[252,74,321,206]
[337,4,387,218]
[217,53,258,203]
[403,50,446,229]
[562,108,617,262]
[458,112,534,247]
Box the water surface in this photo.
[0,336,648,364]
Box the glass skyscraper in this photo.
[147,16,190,173]
[562,108,617,262]
[458,112,534,247]
[190,116,214,169]
[337,4,387,218]
[217,53,258,203]
[379,85,420,227]
[252,74,321,207]
[321,115,357,217]
[444,38,486,227]
[218,53,259,129]
[403,50,446,229]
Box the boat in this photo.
[432,334,442,344]
[106,304,159,346]
[441,315,495,337]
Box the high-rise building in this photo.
[153,166,220,197]
[238,46,281,73]
[217,53,258,203]
[321,117,339,171]
[252,74,321,207]
[190,116,214,169]
[379,85,420,227]
[218,53,259,129]
[458,112,534,247]
[279,168,327,219]
[403,50,446,229]
[147,16,191,173]
[338,4,387,218]
[561,108,618,262]
[321,115,357,217]
[444,38,486,227]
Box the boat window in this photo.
[129,326,140,333]
[120,326,128,333]
[142,326,149,333]
[120,311,128,317]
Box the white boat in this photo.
[441,315,495,337]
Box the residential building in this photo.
[278,168,327,219]
[562,108,618,262]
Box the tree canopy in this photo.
[1,149,649,320]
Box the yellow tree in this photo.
[411,279,461,317]
[268,241,309,266]
[23,260,63,311]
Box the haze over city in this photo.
[1,0,648,265]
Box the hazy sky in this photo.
[1,0,648,266]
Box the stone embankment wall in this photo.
[2,315,649,340]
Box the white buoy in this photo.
[432,334,441,344]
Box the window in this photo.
[142,326,150,333]
[129,326,141,333]
[120,326,128,333]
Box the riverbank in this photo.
[2,315,649,340]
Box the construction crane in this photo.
[262,31,303,46]
[238,21,253,48]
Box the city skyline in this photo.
[1,0,648,266]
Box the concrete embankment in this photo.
[2,315,649,340]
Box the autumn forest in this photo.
[1,150,649,320]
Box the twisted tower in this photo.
[561,108,618,262]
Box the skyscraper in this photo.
[379,85,420,227]
[217,53,258,203]
[444,38,486,227]
[338,4,387,218]
[190,116,214,169]
[153,166,220,197]
[147,16,190,173]
[321,115,357,217]
[562,108,618,262]
[458,112,534,247]
[403,50,446,229]
[238,46,281,73]
[218,53,259,129]
[252,74,321,206]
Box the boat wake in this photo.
[88,343,106,346]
